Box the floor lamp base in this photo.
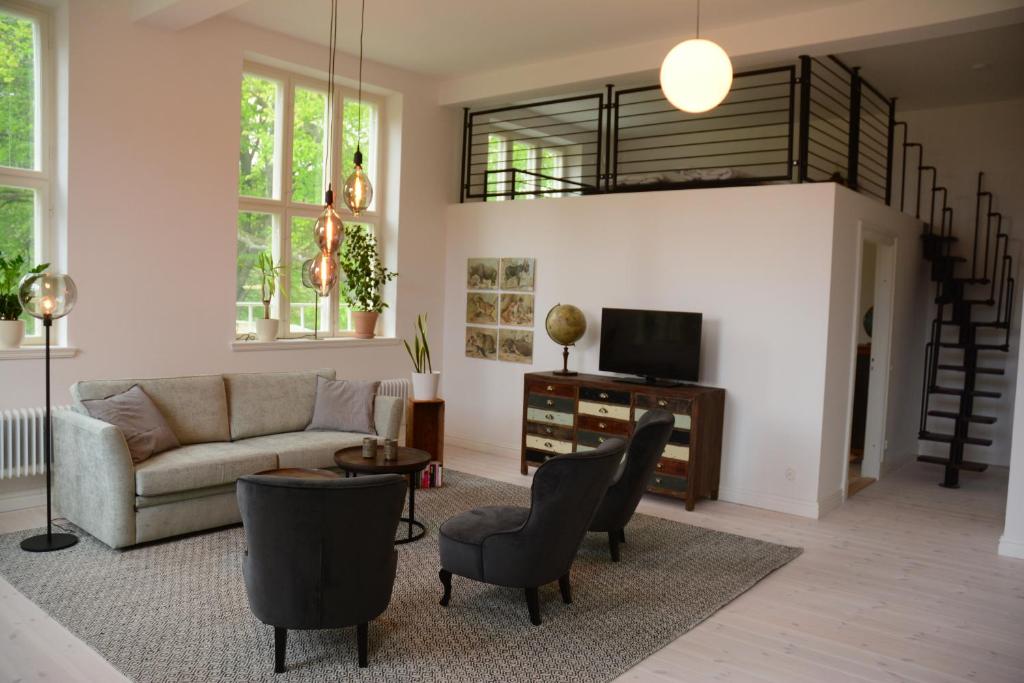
[20,532,78,553]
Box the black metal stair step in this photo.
[973,320,1008,329]
[929,386,1001,398]
[938,342,1009,351]
[916,455,989,472]
[927,410,997,424]
[936,364,1005,375]
[962,298,996,305]
[918,431,994,447]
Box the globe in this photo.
[545,304,586,346]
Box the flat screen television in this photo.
[599,308,702,385]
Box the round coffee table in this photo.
[334,446,431,544]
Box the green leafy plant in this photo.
[339,227,396,313]
[255,251,281,320]
[0,251,47,321]
[403,314,433,373]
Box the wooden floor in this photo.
[1,446,1022,682]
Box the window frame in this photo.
[237,62,384,340]
[0,0,55,346]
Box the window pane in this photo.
[236,211,275,333]
[511,141,533,196]
[239,75,278,198]
[486,135,505,201]
[289,216,329,335]
[337,222,375,331]
[0,185,38,336]
[538,148,560,195]
[341,100,376,209]
[291,87,327,205]
[0,12,35,170]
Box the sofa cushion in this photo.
[72,374,230,445]
[236,431,368,470]
[224,369,336,440]
[134,442,278,496]
[81,385,180,464]
[307,377,380,434]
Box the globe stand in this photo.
[553,345,577,376]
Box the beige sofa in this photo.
[53,369,402,549]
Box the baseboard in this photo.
[997,535,1024,560]
[445,433,520,460]
[817,488,845,518]
[0,485,45,513]
[716,485,821,519]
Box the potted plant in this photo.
[0,252,47,349]
[404,313,439,400]
[339,227,397,339]
[254,251,281,342]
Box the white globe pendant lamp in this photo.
[659,0,733,114]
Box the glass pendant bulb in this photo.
[343,148,373,216]
[659,38,733,113]
[306,252,339,297]
[18,272,77,320]
[314,187,344,254]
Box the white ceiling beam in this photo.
[133,0,251,31]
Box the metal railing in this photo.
[236,301,325,333]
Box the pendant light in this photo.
[659,0,733,114]
[343,0,373,215]
[313,0,342,290]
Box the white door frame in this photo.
[842,222,898,495]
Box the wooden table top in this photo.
[255,467,341,480]
[334,446,431,474]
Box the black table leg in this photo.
[408,475,415,540]
[394,470,426,545]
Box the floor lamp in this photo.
[18,272,78,552]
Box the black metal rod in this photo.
[846,67,861,190]
[469,93,603,118]
[45,316,52,539]
[797,56,811,183]
[459,107,469,203]
[973,172,983,279]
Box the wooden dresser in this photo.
[521,371,725,510]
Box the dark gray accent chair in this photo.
[237,473,407,673]
[438,438,626,625]
[589,409,675,561]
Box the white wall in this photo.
[0,0,454,412]
[1000,300,1024,558]
[900,97,1024,468]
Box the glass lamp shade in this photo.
[313,202,344,254]
[18,272,77,320]
[659,38,733,113]
[343,164,373,216]
[306,253,339,297]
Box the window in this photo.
[236,65,382,339]
[0,3,51,343]
[485,136,563,201]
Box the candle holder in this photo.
[383,438,398,461]
[362,437,377,459]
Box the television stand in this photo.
[615,376,684,388]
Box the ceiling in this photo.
[836,22,1024,110]
[226,0,861,78]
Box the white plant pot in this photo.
[0,320,25,350]
[411,371,440,400]
[254,318,279,343]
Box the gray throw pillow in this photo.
[306,377,380,434]
[82,385,180,464]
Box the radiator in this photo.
[0,406,72,479]
[378,378,410,402]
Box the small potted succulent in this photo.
[339,227,397,339]
[404,313,439,400]
[254,251,282,342]
[0,252,47,349]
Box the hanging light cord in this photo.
[326,0,339,198]
[696,0,701,39]
[356,0,366,158]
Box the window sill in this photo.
[231,337,402,352]
[0,347,79,361]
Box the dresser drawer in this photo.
[654,458,688,476]
[526,422,574,441]
[648,472,687,493]
[526,380,576,398]
[580,386,631,406]
[669,430,691,446]
[577,430,620,449]
[579,400,631,421]
[663,444,690,462]
[636,394,691,414]
[527,407,574,427]
[525,434,574,454]
[635,407,691,430]
[527,393,575,413]
[577,413,632,436]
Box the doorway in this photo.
[847,230,897,497]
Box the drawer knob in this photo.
[546,385,554,391]
[657,463,663,469]
[598,421,607,429]
[657,399,668,407]
[599,392,609,399]
[655,477,663,485]
[598,407,609,414]
[544,441,554,448]
[546,399,554,406]
[545,427,552,434]
[598,437,605,444]
[545,413,554,420]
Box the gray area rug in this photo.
[0,470,801,682]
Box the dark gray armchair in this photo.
[589,409,675,561]
[438,438,626,625]
[237,473,407,672]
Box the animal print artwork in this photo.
[467,258,499,290]
[500,293,534,327]
[465,326,498,360]
[498,329,533,364]
[466,293,498,325]
[499,258,535,291]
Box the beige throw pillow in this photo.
[83,385,180,464]
[306,377,380,434]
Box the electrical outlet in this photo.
[785,467,796,481]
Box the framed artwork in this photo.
[498,329,534,364]
[465,326,498,360]
[466,292,498,324]
[499,257,535,291]
[500,293,534,327]
[467,258,499,290]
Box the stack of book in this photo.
[418,461,444,488]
